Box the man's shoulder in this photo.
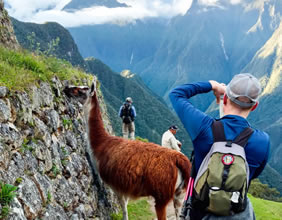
[165,130,174,138]
[252,128,270,144]
[163,130,171,136]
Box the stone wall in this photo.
[0,77,118,219]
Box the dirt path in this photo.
[147,197,180,220]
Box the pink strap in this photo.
[189,179,194,197]
[184,178,192,201]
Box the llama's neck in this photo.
[87,93,109,150]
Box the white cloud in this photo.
[4,0,193,27]
[199,0,243,7]
[198,0,219,7]
[230,0,242,4]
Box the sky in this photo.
[4,0,243,28]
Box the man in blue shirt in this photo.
[169,73,270,219]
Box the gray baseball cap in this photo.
[226,73,261,108]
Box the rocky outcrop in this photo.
[0,0,18,49]
[0,77,118,219]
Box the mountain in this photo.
[10,0,282,194]
[69,19,167,74]
[11,18,88,70]
[66,0,282,193]
[11,17,193,157]
[63,0,128,11]
[68,0,281,109]
[243,21,282,177]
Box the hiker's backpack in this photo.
[121,102,132,124]
[193,120,254,216]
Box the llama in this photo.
[64,79,191,220]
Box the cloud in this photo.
[4,0,193,27]
[230,0,242,4]
[198,0,220,7]
[199,0,244,6]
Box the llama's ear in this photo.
[90,76,97,96]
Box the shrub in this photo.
[0,182,17,218]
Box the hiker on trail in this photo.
[170,73,270,220]
[118,97,136,140]
[161,125,182,152]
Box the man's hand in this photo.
[209,80,226,104]
[177,141,182,148]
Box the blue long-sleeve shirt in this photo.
[169,81,270,180]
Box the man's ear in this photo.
[223,94,228,105]
[251,102,258,111]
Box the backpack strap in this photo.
[212,120,253,148]
[233,127,254,148]
[212,120,226,142]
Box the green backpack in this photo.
[193,120,254,216]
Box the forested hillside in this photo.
[11,18,87,70]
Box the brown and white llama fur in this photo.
[65,79,191,220]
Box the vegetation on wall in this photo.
[0,182,17,218]
[0,46,92,91]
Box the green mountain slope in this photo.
[243,21,282,177]
[11,18,87,70]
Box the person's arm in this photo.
[169,81,226,141]
[131,106,136,118]
[176,140,182,148]
[118,106,123,117]
[169,136,181,151]
[169,82,213,141]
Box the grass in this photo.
[111,199,155,220]
[0,182,17,205]
[0,182,18,218]
[110,196,282,220]
[249,195,282,220]
[0,46,93,91]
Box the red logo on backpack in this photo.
[222,154,234,165]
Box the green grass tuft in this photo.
[0,46,93,91]
[0,182,17,218]
[111,199,154,220]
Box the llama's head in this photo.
[64,78,98,128]
[64,77,97,104]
